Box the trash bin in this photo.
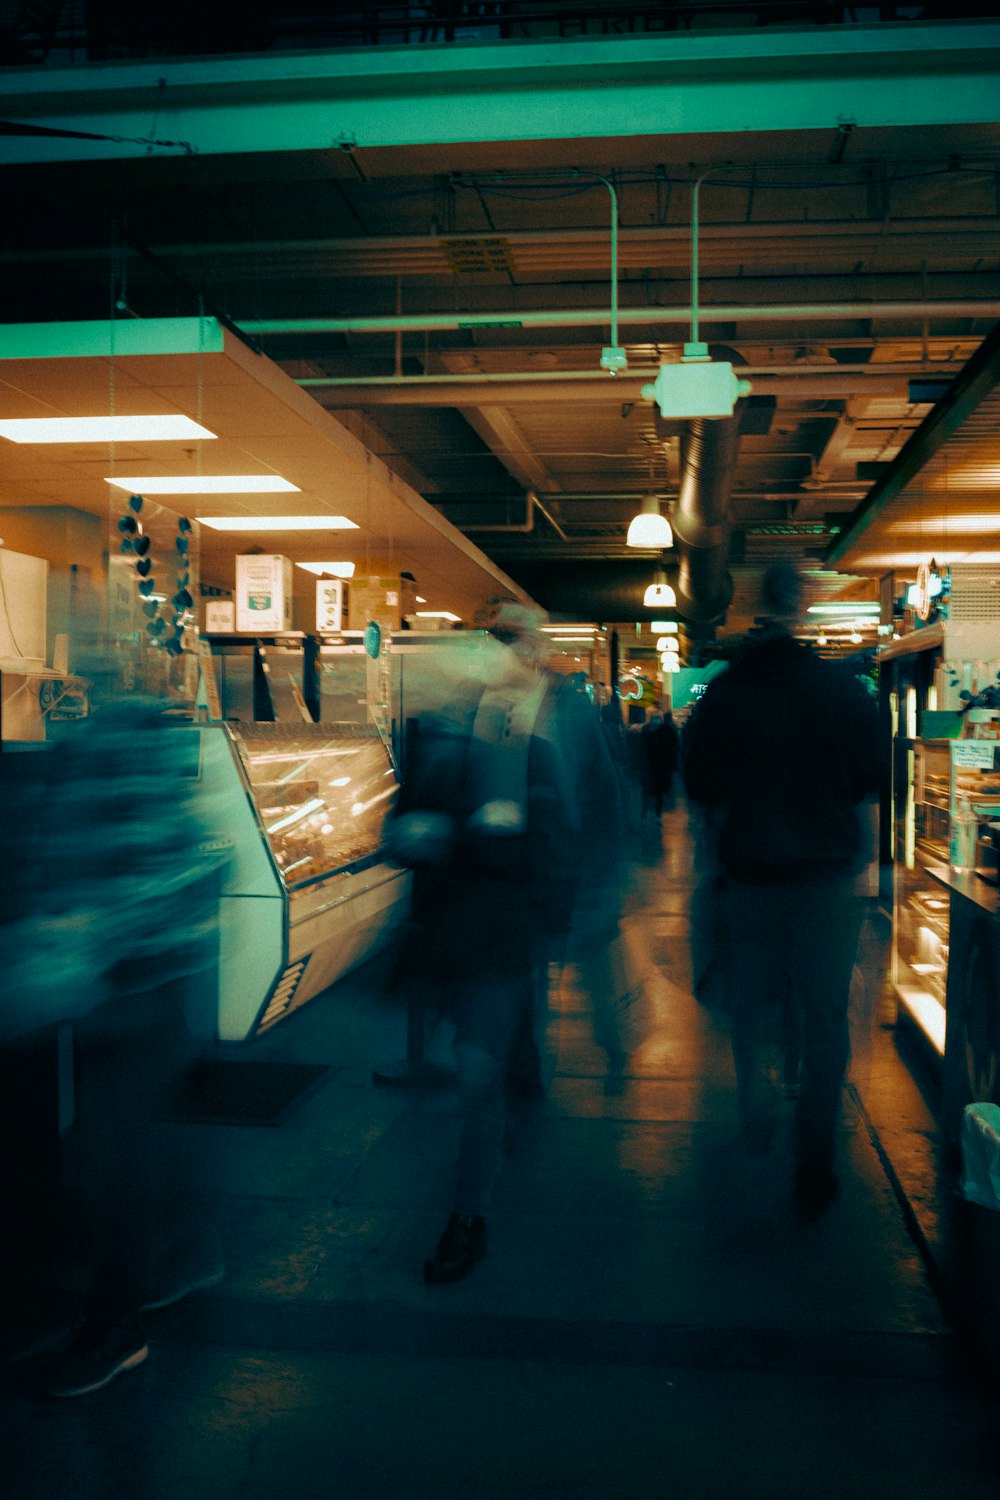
[960,1103,1000,1371]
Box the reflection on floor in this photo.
[2,800,998,1499]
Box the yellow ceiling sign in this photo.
[440,237,515,274]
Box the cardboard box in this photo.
[235,554,292,633]
[348,574,418,632]
[205,599,235,633]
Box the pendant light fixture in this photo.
[643,567,676,609]
[626,494,673,549]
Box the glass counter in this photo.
[229,722,398,889]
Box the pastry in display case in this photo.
[194,720,410,1040]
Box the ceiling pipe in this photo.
[666,345,749,632]
[301,359,963,388]
[247,301,1000,337]
[309,375,918,405]
[452,489,568,540]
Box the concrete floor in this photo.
[2,802,999,1499]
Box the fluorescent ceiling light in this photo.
[806,603,880,615]
[0,415,217,443]
[197,515,359,531]
[108,475,301,495]
[887,516,1000,535]
[415,596,427,604]
[548,636,594,643]
[416,610,461,622]
[649,620,677,632]
[296,561,356,577]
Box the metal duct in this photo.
[663,346,748,631]
[499,559,675,622]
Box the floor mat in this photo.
[168,1060,333,1127]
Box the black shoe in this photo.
[423,1212,487,1285]
[793,1164,840,1221]
[48,1321,149,1398]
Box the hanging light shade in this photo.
[660,651,681,673]
[626,493,673,549]
[643,567,677,608]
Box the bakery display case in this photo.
[893,737,1000,1057]
[196,720,409,1040]
[893,739,951,1053]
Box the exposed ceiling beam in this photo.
[457,405,562,496]
[3,22,999,165]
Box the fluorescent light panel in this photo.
[416,610,461,622]
[108,475,300,494]
[197,515,359,531]
[0,415,217,443]
[296,561,357,577]
[806,603,880,615]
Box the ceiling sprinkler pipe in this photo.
[458,490,568,540]
[245,301,1000,337]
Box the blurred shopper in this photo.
[386,600,624,1283]
[640,709,679,819]
[683,563,880,1219]
[0,698,227,1396]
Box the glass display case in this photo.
[194,722,410,1040]
[893,738,1000,1056]
[230,722,398,889]
[893,739,951,1054]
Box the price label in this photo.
[952,743,997,769]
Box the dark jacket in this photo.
[682,632,880,883]
[388,671,624,979]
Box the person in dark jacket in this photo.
[386,600,625,1282]
[640,710,679,818]
[683,563,881,1219]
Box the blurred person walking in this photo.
[0,698,227,1396]
[683,564,880,1219]
[640,709,679,820]
[386,600,624,1283]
